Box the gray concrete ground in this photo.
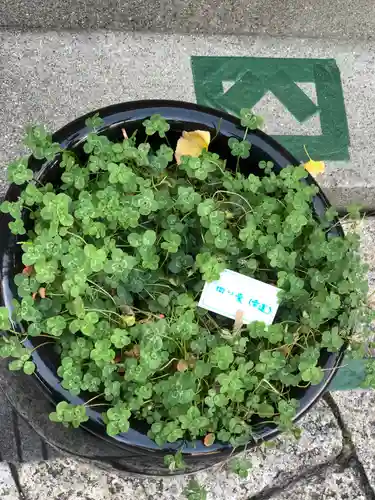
[1,24,375,500]
[1,0,375,41]
[1,31,375,208]
[0,392,373,499]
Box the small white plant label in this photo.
[198,269,280,325]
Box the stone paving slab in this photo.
[270,466,367,500]
[18,459,366,500]
[10,392,372,500]
[334,390,375,492]
[1,31,375,208]
[14,396,344,500]
[1,0,375,42]
[0,463,19,500]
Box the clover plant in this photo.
[0,110,372,456]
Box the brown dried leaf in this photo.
[203,433,215,446]
[176,360,188,372]
[23,265,34,276]
[124,345,140,359]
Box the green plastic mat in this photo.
[329,358,367,391]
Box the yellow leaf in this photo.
[175,130,210,164]
[304,159,325,177]
[303,145,325,177]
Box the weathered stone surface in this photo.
[359,217,375,291]
[271,466,366,500]
[334,390,375,489]
[0,463,19,500]
[16,399,342,499]
[2,31,375,209]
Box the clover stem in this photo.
[152,175,168,188]
[150,372,171,381]
[145,283,173,290]
[85,308,123,319]
[211,118,223,143]
[65,231,87,245]
[212,190,254,214]
[159,252,169,269]
[8,328,22,336]
[84,392,105,406]
[30,341,55,354]
[326,213,350,232]
[87,280,116,305]
[303,144,312,161]
[130,306,163,319]
[180,210,193,223]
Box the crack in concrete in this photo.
[247,460,338,500]
[8,462,27,500]
[246,392,375,500]
[324,392,375,500]
[2,391,374,500]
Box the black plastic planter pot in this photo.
[0,100,345,475]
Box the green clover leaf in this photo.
[229,457,252,479]
[84,244,107,272]
[107,162,138,190]
[49,402,88,428]
[106,403,131,436]
[24,125,61,161]
[85,112,104,130]
[19,296,42,322]
[197,199,216,217]
[164,450,186,472]
[46,316,67,337]
[104,380,121,401]
[132,188,159,216]
[40,192,73,227]
[23,360,36,375]
[34,259,59,284]
[176,186,202,213]
[21,183,43,206]
[81,372,101,392]
[104,248,138,277]
[179,406,210,436]
[0,307,11,330]
[196,252,226,282]
[110,328,131,349]
[239,109,264,129]
[168,252,194,274]
[228,138,251,159]
[210,345,234,370]
[161,230,181,254]
[91,339,115,363]
[179,156,215,180]
[9,219,26,235]
[321,327,344,352]
[301,366,324,385]
[183,480,207,500]
[7,157,33,185]
[143,114,170,138]
[157,144,174,161]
